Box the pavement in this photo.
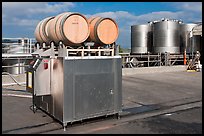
[2,67,202,134]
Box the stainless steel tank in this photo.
[180,23,197,53]
[131,24,152,54]
[191,35,202,53]
[152,19,181,53]
[3,45,29,75]
[3,59,25,75]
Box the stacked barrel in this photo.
[35,12,119,46]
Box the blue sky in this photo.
[2,2,202,48]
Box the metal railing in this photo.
[2,38,36,75]
[120,52,162,68]
[120,52,187,68]
[2,38,36,54]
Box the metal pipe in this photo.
[2,72,26,86]
[29,39,32,53]
[147,52,150,67]
[2,65,29,68]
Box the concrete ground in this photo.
[88,107,202,134]
[2,66,202,134]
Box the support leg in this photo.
[117,113,120,120]
[63,123,67,131]
[31,104,37,113]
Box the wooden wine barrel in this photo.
[47,12,90,46]
[88,17,119,45]
[35,16,55,44]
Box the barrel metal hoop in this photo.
[41,17,54,43]
[41,18,49,42]
[38,21,44,43]
[35,21,41,42]
[54,14,64,43]
[94,17,106,45]
[89,17,97,24]
[60,13,73,45]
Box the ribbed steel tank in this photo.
[87,17,119,45]
[152,19,181,53]
[35,16,55,45]
[131,24,152,54]
[180,23,197,53]
[47,12,90,46]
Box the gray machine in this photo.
[26,43,122,130]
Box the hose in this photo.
[2,72,26,87]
